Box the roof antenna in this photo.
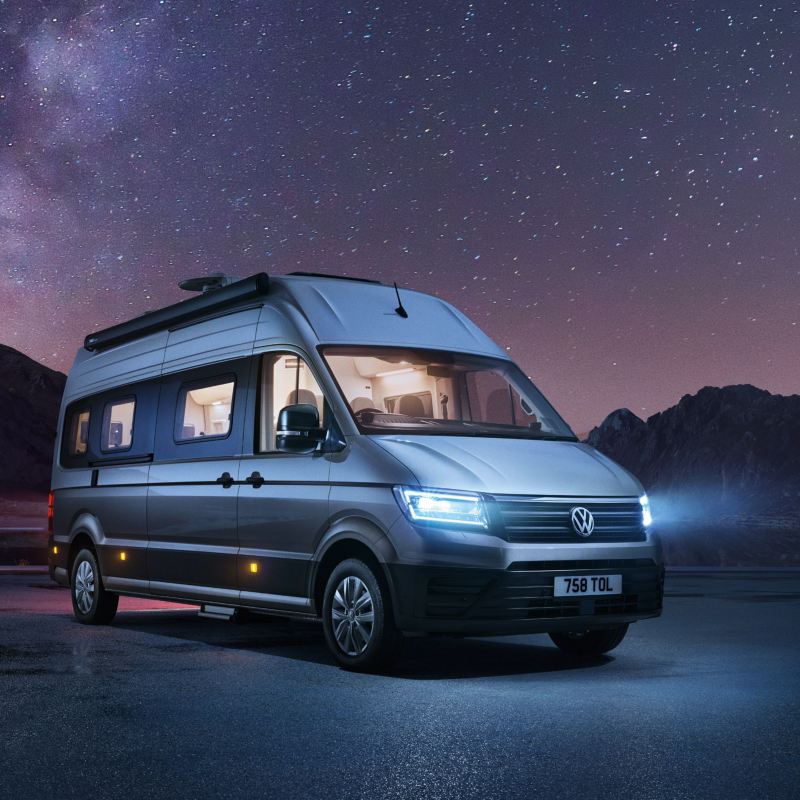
[393,282,409,318]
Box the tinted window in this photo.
[66,406,91,457]
[101,398,136,452]
[176,378,235,441]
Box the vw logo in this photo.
[570,506,595,537]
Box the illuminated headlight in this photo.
[394,487,488,529]
[640,495,653,527]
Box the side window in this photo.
[175,377,235,442]
[65,405,91,458]
[101,398,136,452]
[258,353,325,452]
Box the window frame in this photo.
[99,395,137,454]
[173,373,238,445]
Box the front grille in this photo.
[490,496,646,543]
[424,560,663,622]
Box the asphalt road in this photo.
[1,571,799,800]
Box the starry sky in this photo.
[0,1,798,432]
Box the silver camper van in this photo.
[49,273,663,670]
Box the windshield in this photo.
[321,346,576,440]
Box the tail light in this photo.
[47,491,55,534]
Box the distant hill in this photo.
[0,345,66,489]
[586,385,800,512]
[586,385,800,566]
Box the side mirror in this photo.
[276,404,326,453]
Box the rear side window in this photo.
[65,406,91,457]
[101,398,136,452]
[175,377,235,441]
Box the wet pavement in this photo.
[1,571,799,800]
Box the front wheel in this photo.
[70,548,119,625]
[549,624,628,655]
[322,558,402,671]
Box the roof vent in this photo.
[179,273,238,293]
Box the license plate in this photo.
[554,574,622,597]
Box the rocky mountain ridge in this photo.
[586,384,800,514]
[0,345,66,489]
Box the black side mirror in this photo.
[276,404,326,453]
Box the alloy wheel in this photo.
[74,560,95,614]
[331,575,374,656]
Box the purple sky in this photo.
[0,2,797,432]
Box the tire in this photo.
[70,548,119,625]
[321,558,402,671]
[549,624,628,656]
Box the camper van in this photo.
[48,272,663,670]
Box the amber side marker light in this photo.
[52,546,59,555]
[249,562,259,574]
[119,551,127,561]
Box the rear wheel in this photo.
[70,548,118,625]
[549,624,628,655]
[322,558,402,671]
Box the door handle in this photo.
[245,471,264,489]
[216,471,234,489]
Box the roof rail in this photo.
[288,271,383,285]
[84,273,270,352]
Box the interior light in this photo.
[52,545,59,555]
[249,562,259,573]
[119,551,127,561]
[375,367,416,378]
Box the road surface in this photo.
[1,571,799,799]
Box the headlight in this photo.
[639,495,653,527]
[393,486,488,529]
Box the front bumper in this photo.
[388,557,664,635]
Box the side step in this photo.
[198,604,236,621]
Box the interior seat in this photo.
[485,388,513,424]
[286,389,319,413]
[398,394,425,417]
[351,396,376,412]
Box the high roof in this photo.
[65,272,507,402]
[269,273,505,357]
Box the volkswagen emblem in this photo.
[570,506,595,537]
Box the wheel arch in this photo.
[66,513,105,581]
[311,516,399,618]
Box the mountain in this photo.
[0,345,66,490]
[586,385,800,511]
[586,385,800,566]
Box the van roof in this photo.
[66,272,507,401]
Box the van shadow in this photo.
[114,609,613,680]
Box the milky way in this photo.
[0,2,797,431]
